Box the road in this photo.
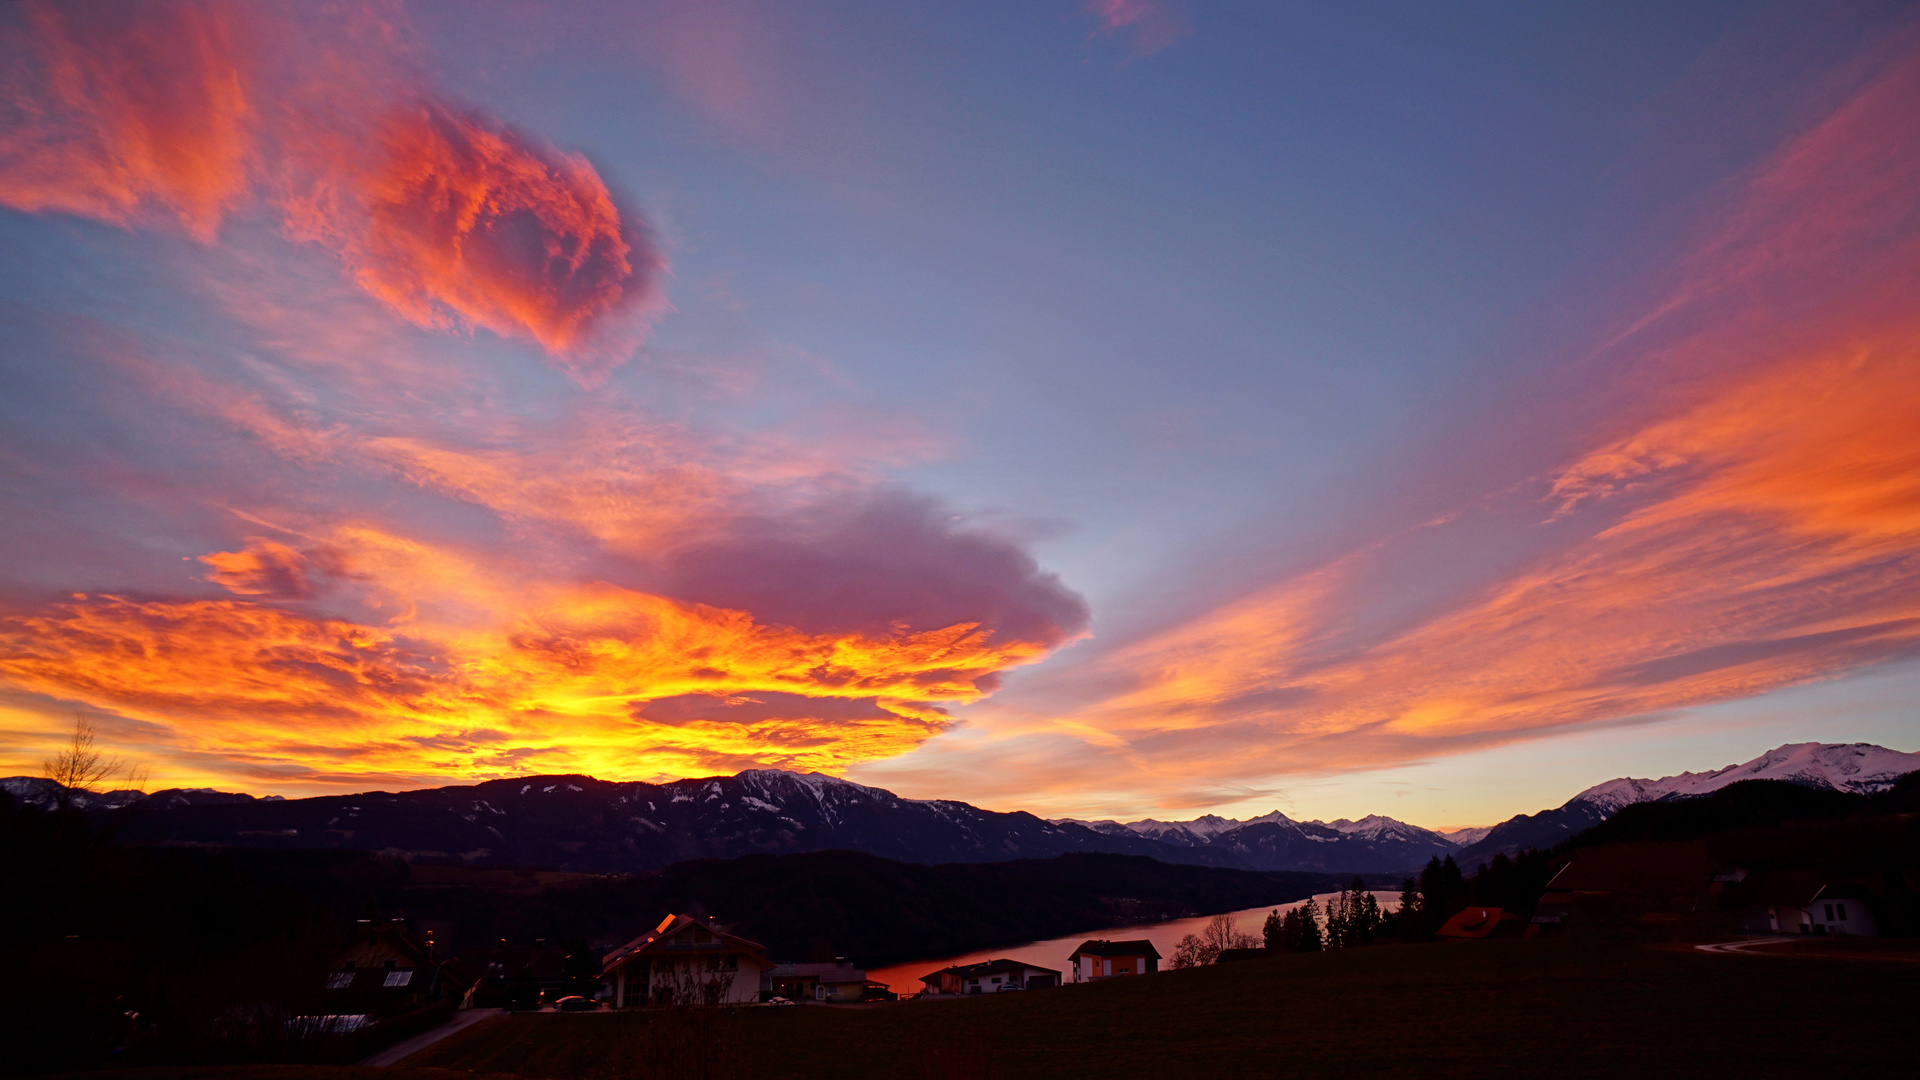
[1693,937,1920,964]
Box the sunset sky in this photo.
[3,0,1918,828]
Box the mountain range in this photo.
[4,741,1913,876]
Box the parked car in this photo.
[763,996,799,1007]
[553,996,599,1011]
[995,984,1025,993]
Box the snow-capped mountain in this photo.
[7,741,1911,876]
[1456,742,1920,863]
[1569,742,1920,813]
[1,776,155,810]
[1055,809,1458,874]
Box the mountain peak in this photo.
[1568,741,1920,813]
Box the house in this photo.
[1724,871,1879,937]
[1436,906,1524,940]
[322,919,468,1017]
[920,958,1062,995]
[1067,940,1160,982]
[600,914,773,1007]
[1809,886,1878,937]
[768,961,868,1003]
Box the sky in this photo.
[2,0,1919,828]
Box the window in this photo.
[327,972,354,989]
[384,970,412,987]
[1824,904,1835,922]
[1836,904,1848,921]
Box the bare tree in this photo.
[41,716,125,809]
[1173,914,1263,968]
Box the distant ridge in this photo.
[4,741,1913,875]
[1053,809,1458,876]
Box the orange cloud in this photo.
[0,0,255,241]
[0,521,1055,785]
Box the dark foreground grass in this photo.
[56,939,1920,1079]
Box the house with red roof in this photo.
[1067,940,1160,982]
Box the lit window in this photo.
[384,970,412,987]
[327,972,354,989]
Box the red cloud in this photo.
[292,101,661,361]
[0,0,255,241]
[0,1,660,364]
[1084,0,1189,58]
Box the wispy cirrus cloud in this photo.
[860,29,1920,816]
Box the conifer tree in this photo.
[1396,877,1423,937]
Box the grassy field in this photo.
[53,939,1920,1079]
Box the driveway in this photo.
[358,1007,504,1066]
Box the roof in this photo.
[1068,939,1161,960]
[1436,906,1521,939]
[1543,842,1711,893]
[955,958,1061,978]
[601,914,770,974]
[327,920,471,994]
[770,962,866,982]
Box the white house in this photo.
[1807,886,1877,937]
[600,914,773,1007]
[920,958,1061,995]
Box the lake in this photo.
[865,889,1403,993]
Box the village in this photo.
[311,841,1896,1044]
[321,910,1169,1022]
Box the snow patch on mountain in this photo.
[1567,742,1920,813]
[1439,826,1495,846]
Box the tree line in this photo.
[1169,851,1559,965]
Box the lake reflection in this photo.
[866,890,1402,994]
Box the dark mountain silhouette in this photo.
[55,770,1262,874]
